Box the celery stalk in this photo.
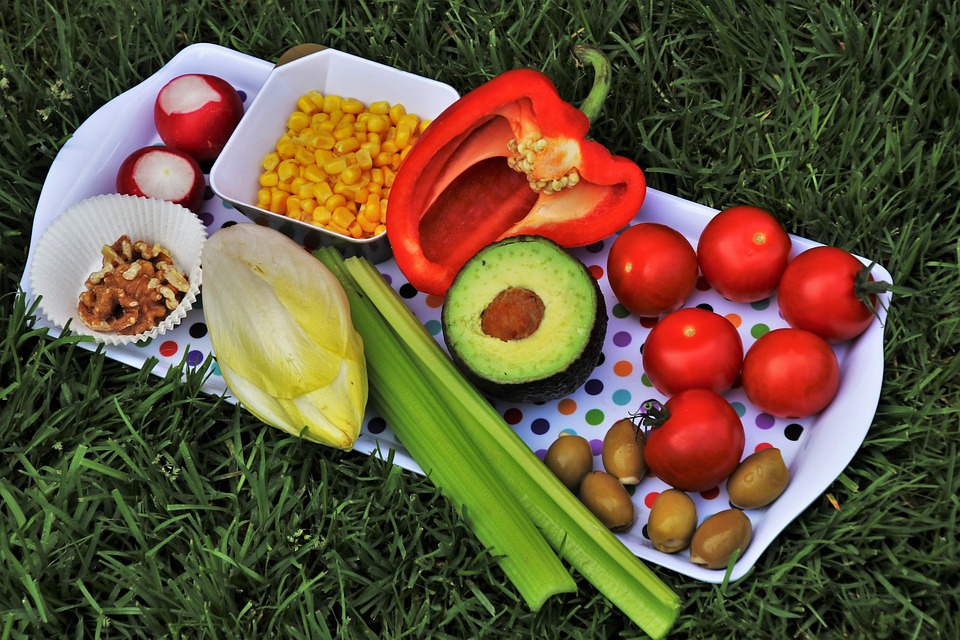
[339,255,680,639]
[316,248,576,611]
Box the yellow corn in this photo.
[388,103,406,125]
[278,159,300,183]
[287,110,310,133]
[260,172,279,188]
[262,152,281,172]
[257,92,425,238]
[257,189,272,207]
[296,94,319,116]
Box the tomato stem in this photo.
[856,262,892,322]
[571,43,611,124]
[630,399,669,435]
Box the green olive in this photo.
[544,433,593,491]
[647,489,698,553]
[579,470,636,532]
[689,508,753,570]
[601,418,647,485]
[726,447,790,509]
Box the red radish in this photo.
[154,74,244,162]
[116,145,206,213]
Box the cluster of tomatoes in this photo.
[605,205,887,493]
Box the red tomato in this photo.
[741,328,840,419]
[778,246,884,343]
[642,307,743,396]
[607,223,698,318]
[643,390,745,492]
[697,205,793,302]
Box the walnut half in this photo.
[77,235,191,336]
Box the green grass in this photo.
[2,0,958,637]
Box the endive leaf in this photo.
[202,224,368,449]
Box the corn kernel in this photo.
[366,114,390,134]
[294,146,315,167]
[286,195,301,214]
[323,157,347,175]
[314,148,335,165]
[277,140,297,159]
[257,189,272,206]
[369,100,390,115]
[395,124,412,149]
[312,206,332,224]
[419,119,432,134]
[298,181,315,199]
[262,152,281,172]
[357,213,378,233]
[397,113,420,132]
[278,159,300,183]
[333,181,358,201]
[388,103,406,125]
[332,124,355,142]
[360,140,380,157]
[303,163,326,184]
[325,194,347,211]
[322,94,342,113]
[347,220,364,238]
[332,206,355,229]
[314,131,336,150]
[309,91,325,111]
[287,110,310,133]
[300,198,317,215]
[383,167,396,188]
[340,165,362,186]
[260,172,279,188]
[341,98,364,114]
[374,223,387,236]
[296,95,318,116]
[362,194,381,222]
[269,190,287,214]
[314,181,334,203]
[334,137,360,154]
[290,176,307,195]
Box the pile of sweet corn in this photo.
[256,91,428,239]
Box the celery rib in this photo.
[339,255,680,639]
[316,248,576,611]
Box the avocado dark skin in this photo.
[441,235,608,404]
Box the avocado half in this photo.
[441,235,608,404]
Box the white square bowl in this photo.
[209,47,460,262]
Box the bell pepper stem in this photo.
[572,43,612,123]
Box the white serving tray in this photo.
[19,43,893,584]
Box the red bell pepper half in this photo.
[387,46,647,296]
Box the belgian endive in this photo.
[201,224,368,449]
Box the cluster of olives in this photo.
[544,424,792,570]
[543,418,646,532]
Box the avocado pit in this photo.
[481,287,545,341]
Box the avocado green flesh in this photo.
[441,236,607,403]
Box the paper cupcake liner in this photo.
[29,193,206,346]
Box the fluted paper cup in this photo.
[30,193,206,345]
